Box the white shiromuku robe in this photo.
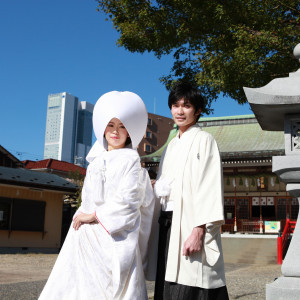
[39,148,154,300]
[153,124,226,289]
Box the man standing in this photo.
[154,82,229,299]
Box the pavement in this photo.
[0,253,282,300]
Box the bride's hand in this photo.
[73,213,97,230]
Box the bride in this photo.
[39,91,154,300]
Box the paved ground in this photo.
[0,253,282,300]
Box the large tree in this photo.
[97,0,300,113]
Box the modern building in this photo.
[43,93,93,167]
[137,112,174,157]
[75,101,94,166]
[142,115,297,233]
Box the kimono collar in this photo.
[86,141,139,163]
[176,123,201,140]
[86,141,106,163]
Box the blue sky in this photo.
[0,0,252,161]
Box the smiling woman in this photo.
[104,118,130,151]
[38,91,155,300]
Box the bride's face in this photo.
[104,118,129,151]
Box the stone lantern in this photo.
[244,43,300,300]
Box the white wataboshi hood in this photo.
[86,91,148,162]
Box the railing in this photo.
[241,220,264,233]
[277,219,296,264]
[221,219,264,233]
[221,223,234,233]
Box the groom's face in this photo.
[171,98,200,129]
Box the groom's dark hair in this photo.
[168,82,205,116]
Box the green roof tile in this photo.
[199,114,255,122]
[202,123,284,153]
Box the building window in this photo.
[0,198,46,232]
[144,144,152,152]
[147,118,152,125]
[224,198,235,220]
[237,198,249,219]
[277,198,289,219]
[146,131,152,139]
[0,198,11,229]
[291,198,299,219]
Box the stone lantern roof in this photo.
[244,44,300,131]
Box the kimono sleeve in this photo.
[95,157,142,236]
[203,221,223,266]
[192,134,225,267]
[192,133,225,227]
[72,165,93,219]
[138,168,155,272]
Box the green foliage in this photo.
[74,186,83,208]
[68,169,85,181]
[97,0,300,113]
[67,169,85,207]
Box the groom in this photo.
[154,82,229,300]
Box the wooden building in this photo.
[0,146,77,250]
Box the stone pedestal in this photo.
[266,184,300,300]
[266,277,300,300]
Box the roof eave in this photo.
[0,180,78,194]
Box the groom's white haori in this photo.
[156,124,226,289]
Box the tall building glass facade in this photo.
[43,93,93,167]
[44,94,63,160]
[77,110,93,145]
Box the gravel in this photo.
[0,253,282,300]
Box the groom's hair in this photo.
[168,81,205,115]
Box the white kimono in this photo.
[154,124,226,289]
[39,148,154,300]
